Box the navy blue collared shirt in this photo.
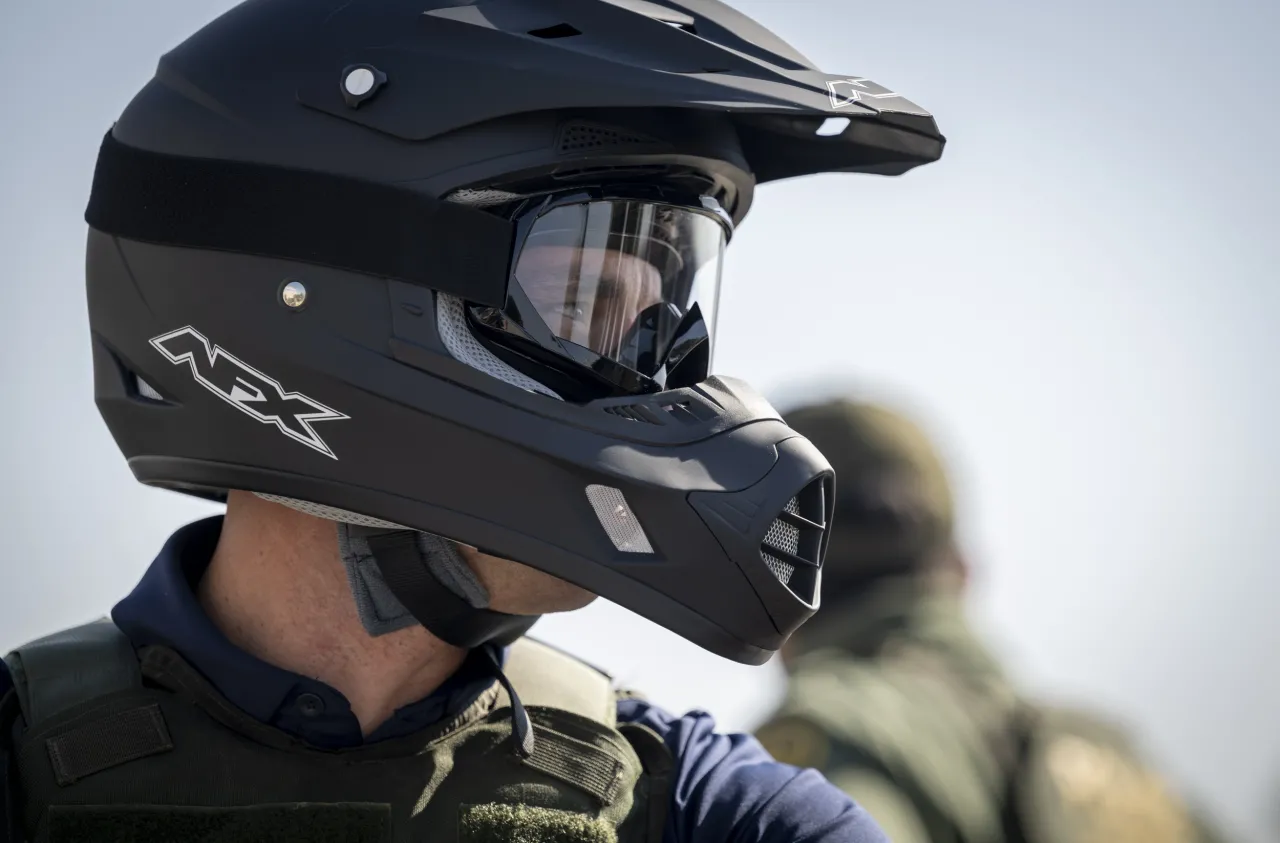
[2,517,886,843]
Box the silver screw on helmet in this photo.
[339,63,387,108]
[343,68,376,97]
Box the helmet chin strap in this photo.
[338,523,540,649]
[335,523,540,759]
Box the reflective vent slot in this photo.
[586,485,654,553]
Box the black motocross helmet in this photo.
[84,0,944,665]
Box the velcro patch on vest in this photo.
[47,802,392,843]
[46,703,173,786]
[459,803,616,843]
[525,728,624,806]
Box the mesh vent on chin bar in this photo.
[760,477,828,603]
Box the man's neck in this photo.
[198,492,468,735]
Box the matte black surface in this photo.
[3,620,140,728]
[85,133,515,307]
[84,0,944,662]
[111,0,944,224]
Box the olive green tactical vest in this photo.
[759,586,1215,843]
[2,620,672,843]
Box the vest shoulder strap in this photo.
[3,618,140,729]
[500,637,616,728]
[761,652,1009,843]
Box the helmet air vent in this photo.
[527,23,582,39]
[760,477,828,603]
[555,122,661,154]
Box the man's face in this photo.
[517,244,665,361]
[457,542,598,615]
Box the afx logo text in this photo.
[150,326,349,459]
[825,78,904,110]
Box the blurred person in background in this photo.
[755,396,1231,843]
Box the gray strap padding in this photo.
[3,619,141,728]
[336,524,420,637]
[337,524,491,638]
[415,532,490,608]
[499,638,616,728]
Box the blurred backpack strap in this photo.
[998,702,1039,843]
[1004,702,1202,843]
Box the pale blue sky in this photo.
[1,0,1276,839]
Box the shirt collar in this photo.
[112,516,501,749]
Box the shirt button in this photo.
[297,693,325,717]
